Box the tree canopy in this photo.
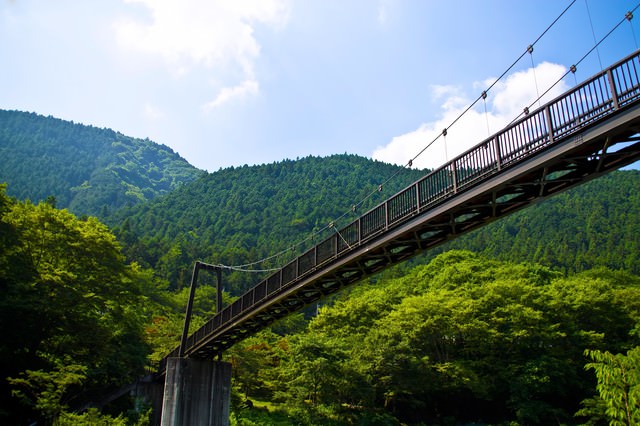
[0,109,203,218]
[0,185,157,424]
[2,111,640,424]
[229,251,640,425]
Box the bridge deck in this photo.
[159,50,640,374]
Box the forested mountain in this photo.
[432,169,640,274]
[110,157,640,293]
[0,109,203,218]
[2,108,638,286]
[1,110,640,424]
[109,154,428,291]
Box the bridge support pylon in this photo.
[160,357,231,426]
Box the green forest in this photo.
[107,154,427,293]
[0,110,203,218]
[226,252,640,425]
[1,111,640,425]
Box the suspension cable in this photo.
[584,0,604,71]
[508,3,640,126]
[528,45,542,108]
[400,0,579,172]
[215,0,623,273]
[627,11,639,50]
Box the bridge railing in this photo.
[162,50,640,369]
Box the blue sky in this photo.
[2,0,639,171]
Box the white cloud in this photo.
[373,62,569,170]
[203,79,259,110]
[114,0,289,103]
[492,62,568,116]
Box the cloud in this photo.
[114,0,289,104]
[203,79,259,110]
[372,62,569,170]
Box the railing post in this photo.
[544,106,555,144]
[606,69,620,110]
[451,162,458,193]
[384,200,389,229]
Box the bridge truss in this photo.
[160,50,640,374]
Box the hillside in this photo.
[1,112,640,425]
[0,110,204,218]
[109,152,640,293]
[432,170,640,274]
[227,251,640,425]
[1,108,639,284]
[110,154,428,291]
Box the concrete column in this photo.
[161,358,232,426]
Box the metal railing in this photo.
[160,50,640,371]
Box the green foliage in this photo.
[433,170,640,274]
[56,407,150,425]
[0,186,159,424]
[0,109,203,218]
[580,347,640,425]
[229,252,640,425]
[276,333,361,408]
[57,408,129,426]
[3,109,640,425]
[110,154,426,292]
[8,361,87,422]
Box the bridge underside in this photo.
[179,102,640,361]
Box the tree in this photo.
[8,361,87,423]
[0,188,155,423]
[305,251,640,424]
[580,347,640,426]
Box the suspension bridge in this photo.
[159,48,640,373]
[126,4,640,425]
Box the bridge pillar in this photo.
[161,358,232,426]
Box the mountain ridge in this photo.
[3,109,640,291]
[0,109,204,217]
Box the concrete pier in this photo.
[161,358,232,426]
